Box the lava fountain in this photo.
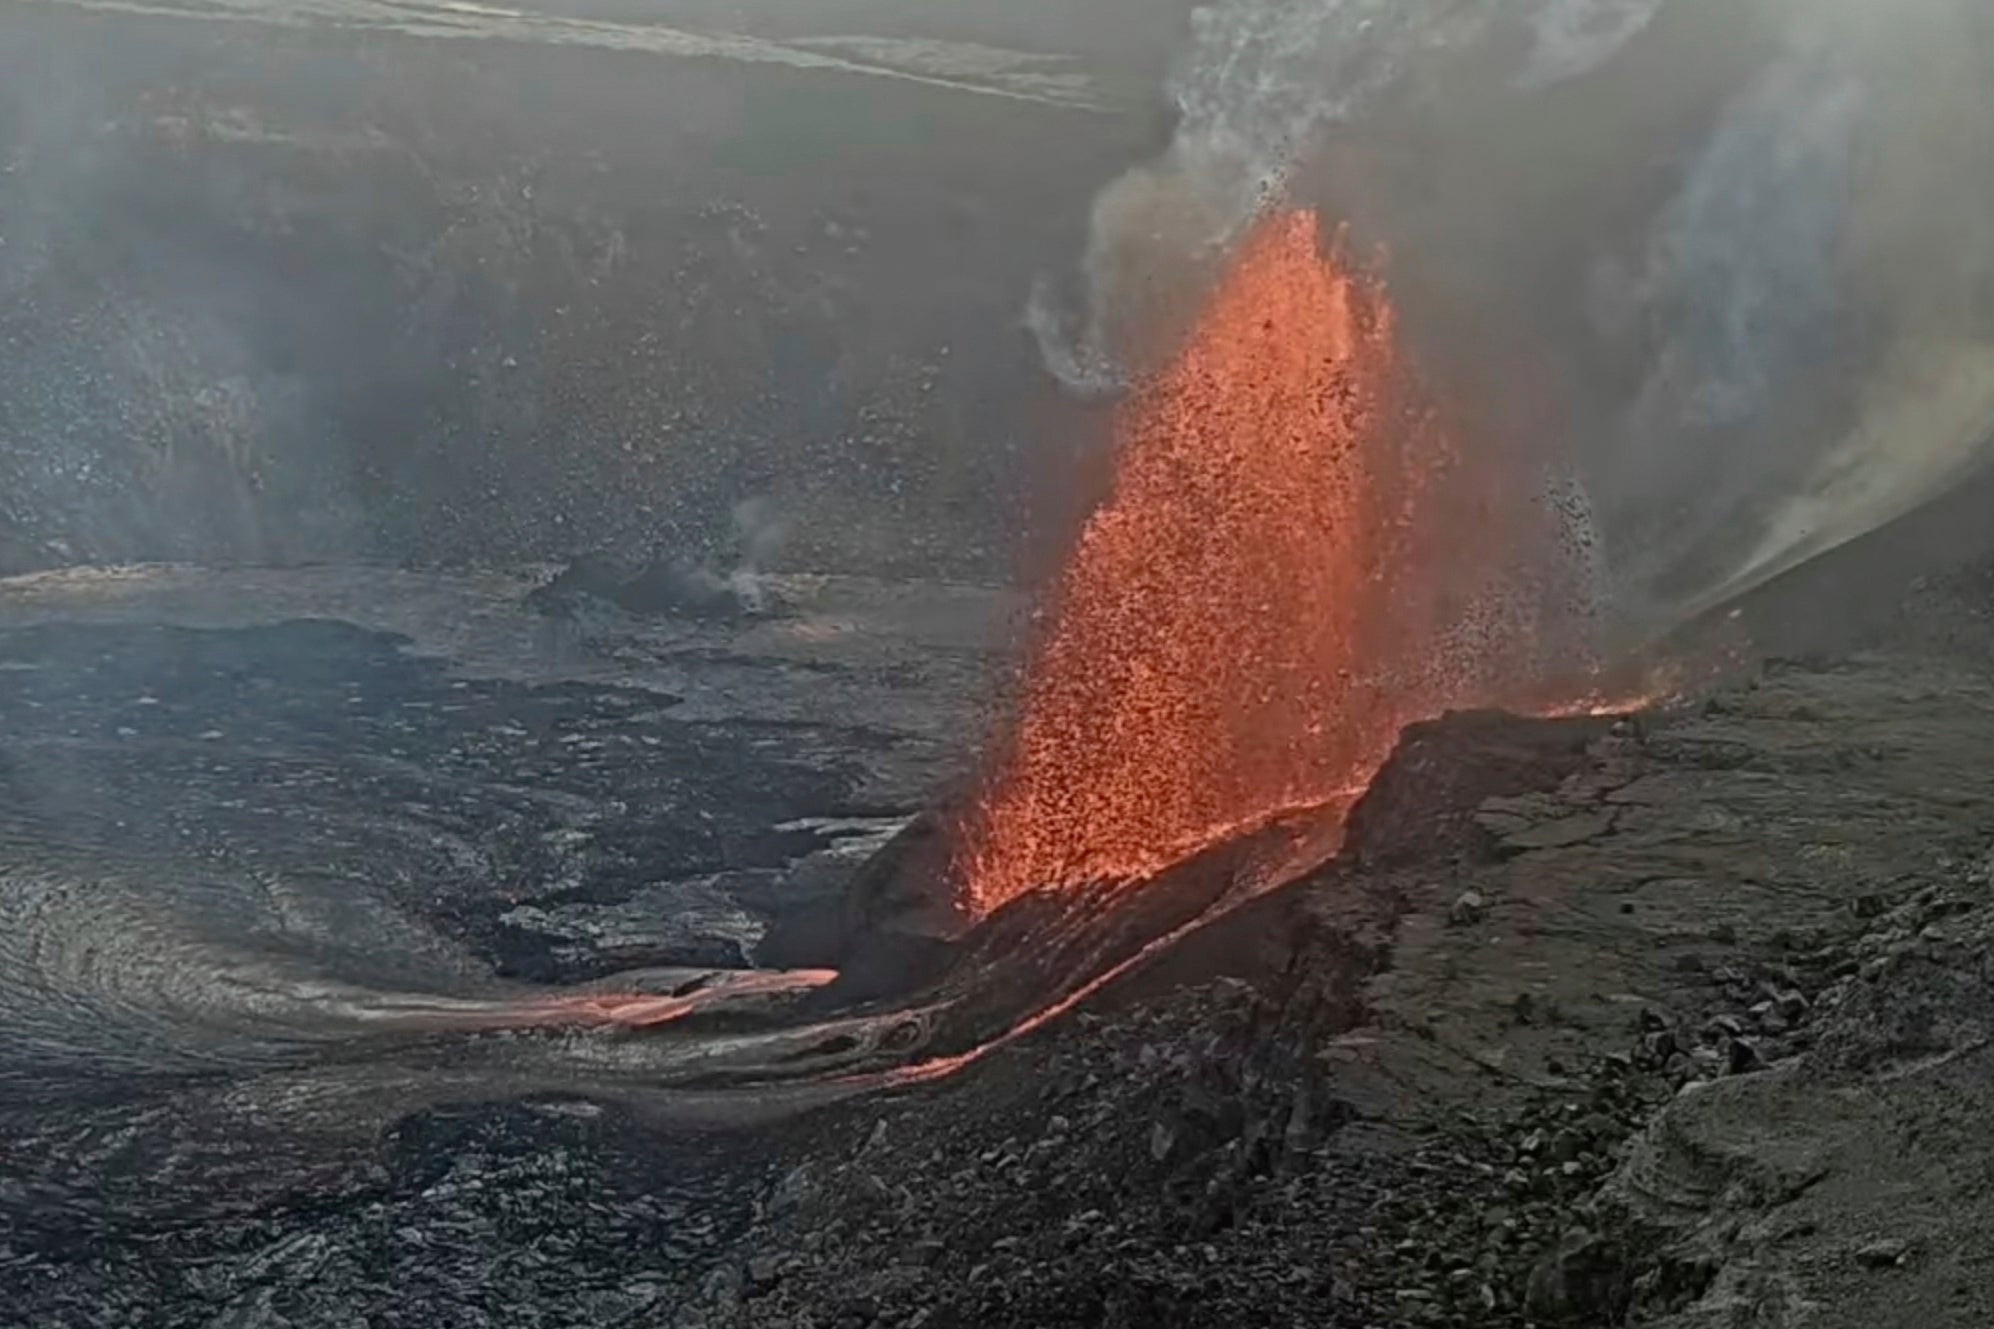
[959,209,1598,916]
[246,211,1611,1096]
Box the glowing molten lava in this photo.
[960,210,1588,915]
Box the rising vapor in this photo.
[1036,0,1994,639]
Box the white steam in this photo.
[1607,0,1994,624]
[1041,0,1994,637]
[1516,0,1667,89]
[726,495,791,615]
[1033,0,1661,393]
[1035,0,1474,390]
[1596,52,1868,615]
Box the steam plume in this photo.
[1038,0,1994,637]
[726,496,791,615]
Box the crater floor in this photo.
[5,563,1993,1329]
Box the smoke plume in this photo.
[726,496,792,615]
[1038,0,1994,638]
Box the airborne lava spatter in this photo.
[959,209,1579,916]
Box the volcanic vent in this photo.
[958,209,1603,916]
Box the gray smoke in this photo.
[1033,0,1657,392]
[1594,49,1868,616]
[1650,0,1994,623]
[1038,0,1994,639]
[1031,0,1480,391]
[1516,0,1667,88]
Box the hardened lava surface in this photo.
[6,562,1994,1329]
[673,632,1994,1329]
[0,565,1008,1328]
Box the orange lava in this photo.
[959,209,1592,915]
[502,969,841,1029]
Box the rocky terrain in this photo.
[1,559,1991,1328]
[0,563,1016,979]
[0,564,994,1328]
[669,597,1994,1329]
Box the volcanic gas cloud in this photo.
[959,209,1597,916]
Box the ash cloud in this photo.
[1040,0,1994,639]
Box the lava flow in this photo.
[958,208,1593,916]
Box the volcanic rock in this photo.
[746,1255,785,1294]
[1854,1239,1910,1270]
[1524,1231,1630,1324]
[11,571,1994,1329]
